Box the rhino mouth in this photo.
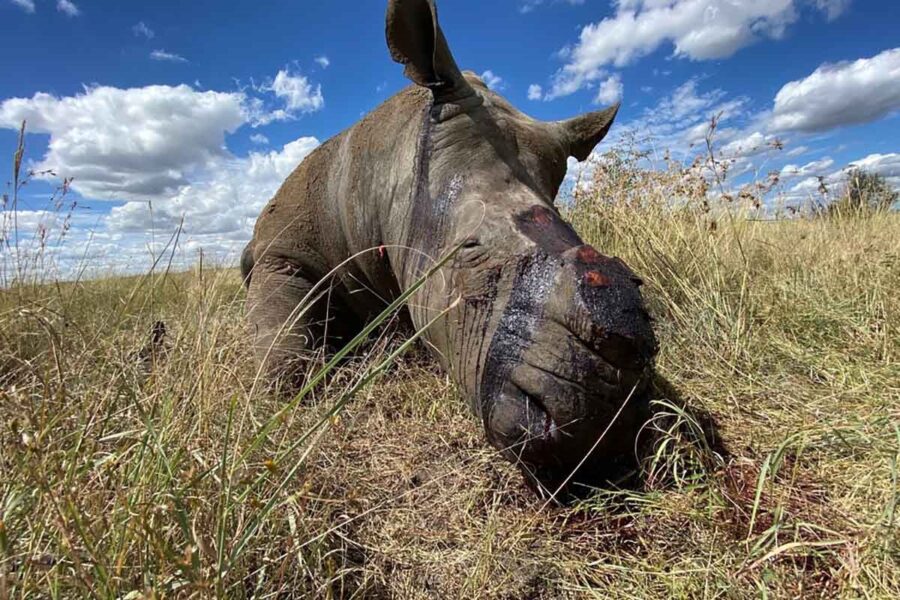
[485,351,651,476]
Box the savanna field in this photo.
[1,149,898,598]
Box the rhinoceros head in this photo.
[386,0,658,491]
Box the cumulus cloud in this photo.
[720,131,778,159]
[786,152,899,205]
[0,62,330,277]
[780,157,835,179]
[768,48,900,132]
[150,49,188,63]
[0,78,325,205]
[0,85,248,200]
[56,0,78,16]
[1,84,322,277]
[133,22,155,39]
[527,84,543,101]
[546,1,846,99]
[10,0,35,13]
[11,137,320,277]
[103,137,319,260]
[556,77,751,196]
[106,136,319,239]
[847,153,900,187]
[594,74,623,105]
[264,69,324,114]
[480,70,504,91]
[314,55,330,69]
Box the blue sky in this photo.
[1,0,898,277]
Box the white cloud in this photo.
[814,0,851,21]
[0,82,322,278]
[786,152,900,204]
[250,133,269,145]
[594,74,623,104]
[768,48,900,132]
[788,175,836,199]
[624,79,748,149]
[520,0,584,14]
[133,21,155,39]
[780,157,834,179]
[558,78,750,195]
[150,49,188,63]
[264,69,324,114]
[10,0,35,13]
[847,153,900,187]
[314,55,330,69]
[546,1,846,99]
[56,0,79,16]
[106,137,319,236]
[480,70,504,91]
[0,85,248,200]
[720,131,777,159]
[527,84,543,101]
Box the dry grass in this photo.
[1,148,898,598]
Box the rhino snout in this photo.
[479,246,657,487]
[485,337,652,477]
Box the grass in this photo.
[1,141,899,597]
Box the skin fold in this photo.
[243,0,658,491]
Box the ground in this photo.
[1,167,898,598]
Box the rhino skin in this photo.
[242,0,658,492]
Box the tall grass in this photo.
[1,126,898,597]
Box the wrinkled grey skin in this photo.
[243,0,658,489]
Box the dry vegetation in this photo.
[1,137,898,598]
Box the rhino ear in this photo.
[386,0,471,100]
[560,103,621,161]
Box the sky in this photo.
[1,0,898,279]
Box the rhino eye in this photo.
[462,237,481,249]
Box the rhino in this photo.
[242,0,658,491]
